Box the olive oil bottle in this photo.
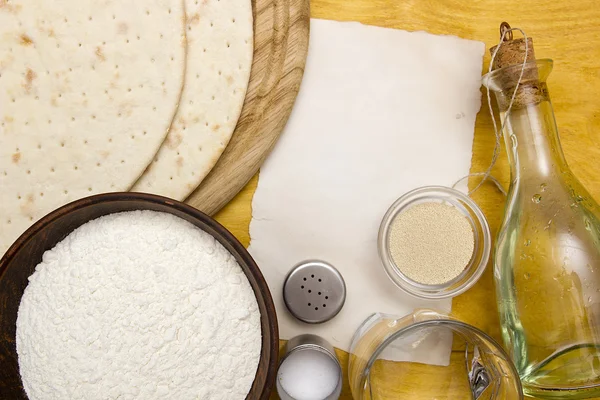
[485,34,600,399]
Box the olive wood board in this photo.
[185,0,310,215]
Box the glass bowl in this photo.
[378,186,491,299]
[348,310,524,399]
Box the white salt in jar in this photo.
[276,334,342,400]
[378,186,491,299]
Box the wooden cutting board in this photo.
[185,0,310,215]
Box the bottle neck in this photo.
[499,95,568,181]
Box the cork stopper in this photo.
[488,23,546,109]
[490,38,535,70]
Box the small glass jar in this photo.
[378,186,491,299]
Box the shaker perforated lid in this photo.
[283,260,346,324]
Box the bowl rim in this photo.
[377,185,491,299]
[357,316,524,399]
[0,192,278,400]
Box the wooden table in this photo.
[214,1,600,398]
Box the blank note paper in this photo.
[248,19,485,360]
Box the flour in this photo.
[16,211,261,400]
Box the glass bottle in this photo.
[484,59,600,398]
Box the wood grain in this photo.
[215,1,600,398]
[185,0,310,215]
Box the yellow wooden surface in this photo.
[215,1,600,398]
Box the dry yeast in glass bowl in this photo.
[378,186,491,299]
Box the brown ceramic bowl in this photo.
[0,192,278,399]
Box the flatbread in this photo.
[132,0,253,200]
[0,0,186,254]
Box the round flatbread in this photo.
[132,0,253,200]
[0,0,186,254]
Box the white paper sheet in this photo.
[248,19,484,355]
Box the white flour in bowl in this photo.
[16,210,262,400]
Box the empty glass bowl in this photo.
[348,310,523,399]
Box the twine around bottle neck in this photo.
[453,23,530,196]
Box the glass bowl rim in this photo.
[360,317,524,399]
[377,185,491,299]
